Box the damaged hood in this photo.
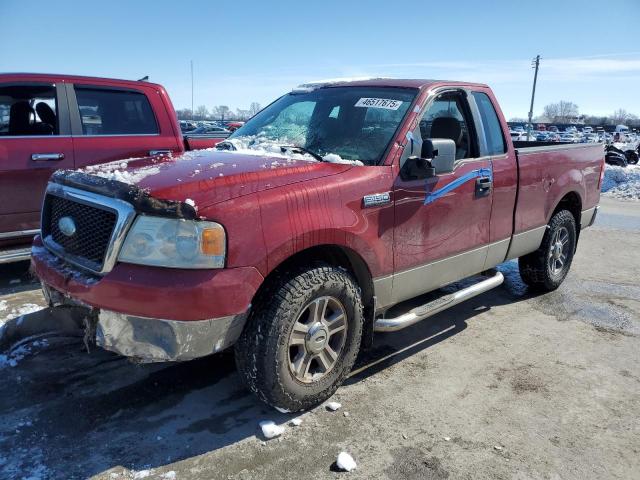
[56,149,353,215]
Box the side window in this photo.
[74,87,158,135]
[472,92,506,155]
[419,93,476,160]
[0,84,58,136]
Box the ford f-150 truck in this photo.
[0,73,229,263]
[31,78,603,411]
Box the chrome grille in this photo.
[47,196,116,266]
[41,183,137,274]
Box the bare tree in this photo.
[610,108,634,125]
[213,105,230,121]
[543,101,579,123]
[249,102,261,117]
[194,105,209,120]
[175,108,193,120]
[236,108,251,120]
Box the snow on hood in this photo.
[78,148,354,211]
[224,135,364,166]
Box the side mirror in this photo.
[400,138,457,180]
[428,138,456,174]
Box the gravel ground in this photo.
[0,198,639,480]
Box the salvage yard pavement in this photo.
[1,198,639,479]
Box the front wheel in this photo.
[234,264,363,412]
[518,209,577,291]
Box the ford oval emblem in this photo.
[58,216,77,237]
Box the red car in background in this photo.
[0,73,229,263]
[225,121,244,132]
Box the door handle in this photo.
[149,150,172,156]
[475,177,492,197]
[31,153,65,162]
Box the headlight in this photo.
[118,216,226,269]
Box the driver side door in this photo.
[391,89,493,304]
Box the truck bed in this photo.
[510,142,603,245]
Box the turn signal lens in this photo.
[201,227,225,256]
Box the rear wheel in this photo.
[235,264,363,411]
[518,209,577,291]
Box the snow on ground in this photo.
[336,452,357,472]
[0,303,43,328]
[326,401,342,411]
[0,339,48,368]
[602,164,640,200]
[0,303,47,368]
[258,420,285,439]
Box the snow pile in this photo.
[259,420,285,439]
[602,164,640,199]
[290,417,303,427]
[336,452,357,472]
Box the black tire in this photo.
[518,209,577,292]
[234,264,363,412]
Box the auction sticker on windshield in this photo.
[355,98,403,110]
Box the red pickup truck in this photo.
[31,78,603,411]
[0,73,228,263]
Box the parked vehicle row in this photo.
[30,77,604,411]
[509,124,639,167]
[180,120,244,134]
[0,73,229,263]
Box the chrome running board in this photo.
[0,246,31,264]
[374,271,504,332]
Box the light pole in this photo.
[191,60,194,120]
[527,55,540,141]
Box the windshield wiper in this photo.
[279,145,325,162]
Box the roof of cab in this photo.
[293,77,489,91]
[0,72,164,89]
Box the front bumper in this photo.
[95,309,248,361]
[32,235,263,362]
[31,236,263,321]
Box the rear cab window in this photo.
[73,86,158,135]
[471,92,507,156]
[0,84,59,136]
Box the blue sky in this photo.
[2,0,639,118]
